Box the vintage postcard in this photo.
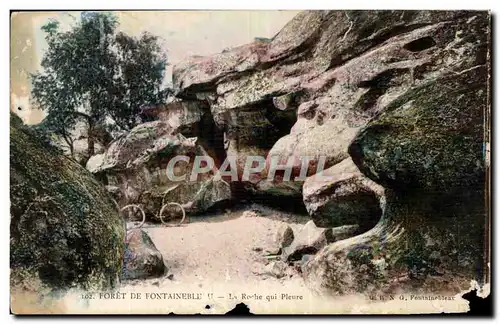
[10,9,491,315]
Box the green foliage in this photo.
[113,31,170,129]
[31,11,170,159]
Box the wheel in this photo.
[120,204,146,229]
[159,202,186,225]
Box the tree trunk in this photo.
[87,129,95,158]
[85,122,95,166]
[61,133,75,158]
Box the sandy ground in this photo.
[11,204,474,314]
[69,205,344,314]
[141,205,308,285]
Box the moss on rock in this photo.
[349,67,487,193]
[10,113,125,293]
[303,66,488,295]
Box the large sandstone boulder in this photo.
[10,113,125,293]
[88,120,190,173]
[87,120,231,220]
[174,10,491,181]
[303,65,488,295]
[267,10,491,176]
[140,101,204,136]
[141,101,227,169]
[122,229,166,280]
[303,158,383,231]
[175,9,490,296]
[170,11,489,297]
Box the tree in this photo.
[32,113,74,156]
[112,32,169,130]
[31,12,170,163]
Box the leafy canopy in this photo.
[31,12,170,140]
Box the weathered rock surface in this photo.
[252,260,294,279]
[10,113,125,292]
[139,101,227,167]
[348,73,487,193]
[139,101,229,168]
[303,66,488,295]
[87,120,231,220]
[246,180,304,211]
[140,101,204,136]
[274,224,294,249]
[139,177,231,219]
[263,261,289,279]
[282,220,359,261]
[218,103,296,185]
[174,10,491,179]
[303,158,384,230]
[122,229,166,280]
[171,10,489,294]
[88,120,191,172]
[255,179,303,198]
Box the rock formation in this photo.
[304,66,488,295]
[170,10,490,294]
[173,10,489,180]
[87,119,231,220]
[303,158,384,231]
[274,224,294,251]
[281,220,359,262]
[49,9,489,296]
[122,229,166,280]
[10,113,125,293]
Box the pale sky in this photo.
[10,10,299,124]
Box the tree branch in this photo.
[73,111,92,122]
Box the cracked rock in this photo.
[282,220,359,261]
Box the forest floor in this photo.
[114,204,317,314]
[55,204,471,314]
